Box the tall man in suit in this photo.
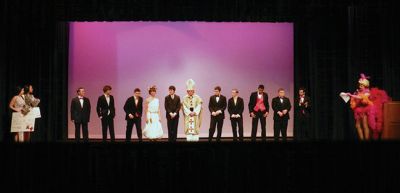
[124,88,143,142]
[208,86,227,142]
[71,87,91,142]
[96,85,115,142]
[228,89,244,141]
[272,88,292,141]
[164,85,181,142]
[248,85,270,141]
[294,87,311,140]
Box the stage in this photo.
[66,137,294,142]
[1,0,400,192]
[1,140,399,193]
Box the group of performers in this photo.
[69,79,310,142]
[8,85,41,142]
[9,74,390,142]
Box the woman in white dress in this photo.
[9,86,30,142]
[143,86,163,140]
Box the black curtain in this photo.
[2,1,400,193]
[0,0,68,142]
[295,1,400,140]
[1,0,399,142]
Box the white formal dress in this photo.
[143,98,163,139]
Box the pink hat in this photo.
[358,73,370,87]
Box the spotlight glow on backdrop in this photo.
[68,21,293,139]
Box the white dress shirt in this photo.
[79,96,84,108]
[105,94,110,115]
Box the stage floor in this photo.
[66,137,294,143]
[1,140,400,193]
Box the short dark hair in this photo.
[278,88,285,92]
[134,88,141,93]
[299,87,306,92]
[214,86,221,92]
[258,85,264,89]
[76,87,84,94]
[103,85,112,93]
[169,86,176,91]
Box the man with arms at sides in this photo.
[272,88,292,141]
[71,87,91,142]
[164,85,181,142]
[248,85,269,141]
[208,86,227,142]
[96,85,115,142]
[124,88,143,142]
[228,88,244,142]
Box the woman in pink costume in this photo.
[347,74,390,140]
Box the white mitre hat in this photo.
[186,79,196,90]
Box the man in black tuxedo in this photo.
[124,88,143,142]
[164,86,181,142]
[272,88,292,141]
[208,86,227,142]
[228,89,244,141]
[96,85,115,142]
[248,85,269,141]
[294,87,311,140]
[71,87,91,142]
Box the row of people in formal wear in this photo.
[69,79,311,142]
[10,74,392,142]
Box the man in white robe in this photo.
[182,79,203,141]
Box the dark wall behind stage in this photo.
[1,1,400,193]
[1,0,400,142]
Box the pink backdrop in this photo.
[68,22,293,139]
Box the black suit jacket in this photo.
[208,95,227,119]
[294,95,311,118]
[123,96,143,120]
[164,95,181,118]
[71,96,91,123]
[228,97,244,120]
[248,92,270,114]
[272,96,292,120]
[96,95,115,118]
